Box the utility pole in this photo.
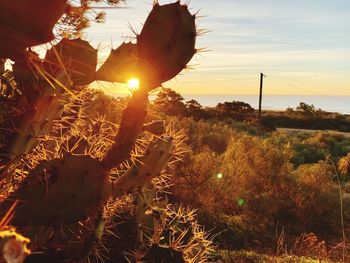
[257,73,265,137]
[0,59,5,91]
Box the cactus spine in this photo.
[0,56,71,177]
[44,38,98,86]
[96,42,140,83]
[0,1,212,262]
[138,1,197,86]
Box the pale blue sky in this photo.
[86,0,350,95]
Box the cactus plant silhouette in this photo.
[0,1,211,262]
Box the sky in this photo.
[85,0,350,95]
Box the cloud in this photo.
[85,0,350,95]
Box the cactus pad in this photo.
[137,1,196,86]
[1,154,112,226]
[12,52,44,103]
[1,70,70,165]
[96,42,144,83]
[0,0,67,59]
[44,38,98,86]
[142,245,185,263]
[113,136,173,197]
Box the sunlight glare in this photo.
[237,198,245,207]
[127,78,140,91]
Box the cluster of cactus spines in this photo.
[0,1,210,262]
[67,117,118,159]
[143,120,166,136]
[0,62,71,177]
[112,136,173,198]
[127,130,212,263]
[0,154,110,226]
[130,202,213,263]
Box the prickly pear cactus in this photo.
[0,1,212,262]
[96,1,197,89]
[0,0,68,59]
[134,192,213,263]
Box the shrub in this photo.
[289,162,340,234]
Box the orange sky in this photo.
[85,0,350,96]
[2,0,348,113]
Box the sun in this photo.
[127,78,140,91]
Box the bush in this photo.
[171,147,221,207]
[216,134,294,221]
[289,162,339,234]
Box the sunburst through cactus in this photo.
[0,1,211,262]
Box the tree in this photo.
[185,99,205,118]
[296,102,316,115]
[57,0,125,37]
[216,101,254,121]
[154,87,186,116]
[186,99,201,111]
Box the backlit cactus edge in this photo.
[0,1,212,262]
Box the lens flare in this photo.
[237,198,245,206]
[127,78,140,91]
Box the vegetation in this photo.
[149,88,350,262]
[263,102,350,132]
[154,88,350,133]
[1,1,349,262]
[0,1,214,263]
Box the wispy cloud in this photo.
[86,0,350,95]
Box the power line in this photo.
[231,73,259,75]
[268,75,323,96]
[267,74,350,108]
[172,77,259,82]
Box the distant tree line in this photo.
[153,87,256,122]
[153,88,350,132]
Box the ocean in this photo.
[180,94,350,115]
[113,93,350,114]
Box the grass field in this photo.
[277,128,350,138]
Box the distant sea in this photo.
[114,94,350,114]
[180,94,350,115]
